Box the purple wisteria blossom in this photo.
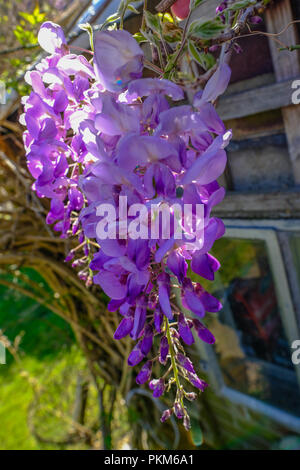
[22,21,232,431]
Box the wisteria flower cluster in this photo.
[21,21,232,430]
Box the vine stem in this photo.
[165,318,185,410]
[171,9,193,70]
[141,0,148,31]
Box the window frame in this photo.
[194,220,300,432]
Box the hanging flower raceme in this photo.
[22,21,232,430]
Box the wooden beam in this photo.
[217,78,295,120]
[212,190,300,219]
[265,0,300,182]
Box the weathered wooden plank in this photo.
[265,0,300,183]
[212,190,300,219]
[217,78,295,120]
[265,0,300,81]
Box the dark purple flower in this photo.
[187,372,208,391]
[144,163,176,199]
[140,324,154,355]
[159,336,169,364]
[149,378,165,397]
[174,402,184,419]
[193,319,215,344]
[46,198,64,224]
[157,273,173,320]
[216,1,227,14]
[160,408,173,423]
[114,315,134,340]
[93,270,127,300]
[250,16,262,24]
[167,251,187,284]
[154,306,164,333]
[178,313,194,345]
[136,360,152,384]
[191,252,220,281]
[128,342,144,366]
[131,303,147,340]
[177,353,196,374]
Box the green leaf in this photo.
[158,12,174,23]
[190,418,203,446]
[188,41,216,70]
[133,31,147,43]
[164,51,177,74]
[79,23,94,51]
[188,18,225,39]
[188,40,203,64]
[105,13,121,23]
[100,12,121,29]
[127,4,140,14]
[227,0,256,11]
[144,10,161,34]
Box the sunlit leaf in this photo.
[144,10,161,34]
[188,18,225,39]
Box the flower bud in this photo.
[159,336,169,365]
[183,414,191,431]
[160,408,173,423]
[174,402,184,419]
[136,361,152,385]
[185,392,197,401]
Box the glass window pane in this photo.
[207,237,300,417]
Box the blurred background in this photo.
[0,0,300,450]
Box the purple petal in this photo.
[191,252,220,281]
[38,21,67,54]
[159,336,169,364]
[149,378,165,397]
[178,313,194,345]
[200,291,222,313]
[136,360,152,384]
[187,372,208,391]
[157,273,173,320]
[193,319,215,344]
[93,271,127,300]
[154,307,164,333]
[131,305,147,340]
[93,30,143,92]
[182,289,205,317]
[167,251,187,284]
[117,134,179,173]
[114,316,134,339]
[194,63,231,105]
[181,132,232,185]
[140,324,154,355]
[128,78,184,101]
[128,342,144,366]
[177,353,196,374]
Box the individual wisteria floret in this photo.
[22,21,232,430]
